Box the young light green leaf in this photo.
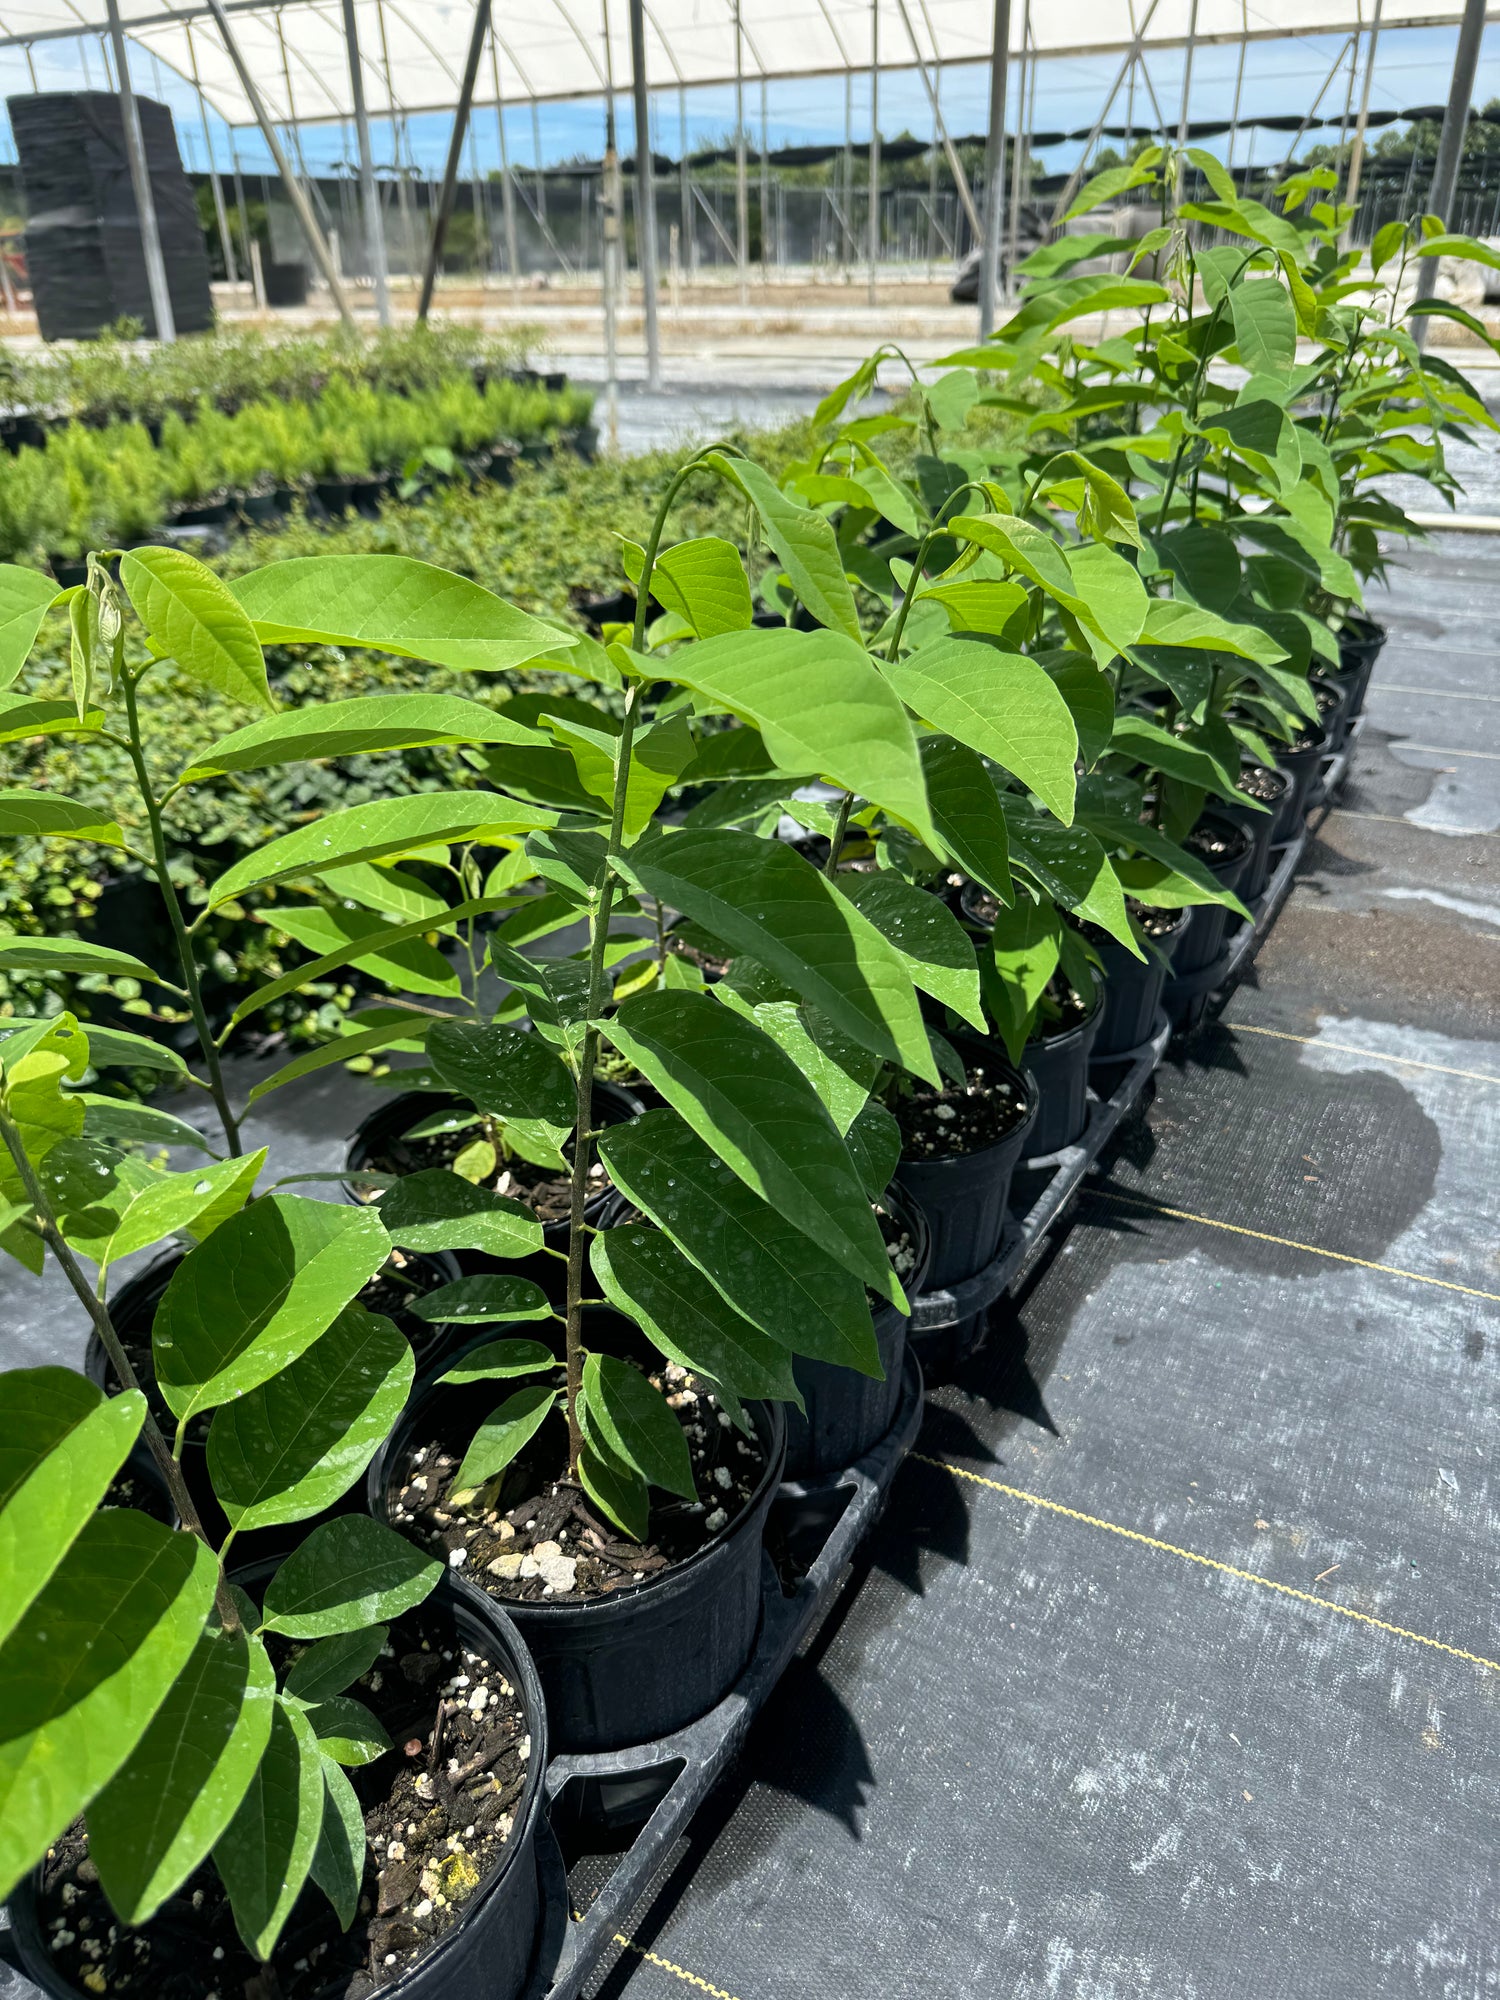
[309,1755,365,1931]
[623,535,753,637]
[0,792,123,845]
[179,693,546,784]
[260,1517,442,1639]
[0,566,61,691]
[453,1382,558,1491]
[599,1110,880,1376]
[0,1511,218,1902]
[0,694,104,744]
[1229,277,1298,376]
[412,1277,552,1325]
[90,1624,276,1925]
[428,1018,576,1125]
[207,1304,414,1534]
[231,554,573,674]
[605,989,899,1303]
[208,793,554,909]
[703,453,861,638]
[589,1226,802,1404]
[153,1194,391,1428]
[663,625,937,847]
[582,1354,695,1500]
[836,870,983,1028]
[66,1147,265,1279]
[0,1371,144,1646]
[268,903,460,1000]
[306,1695,391,1767]
[619,829,936,1082]
[1136,599,1290,663]
[214,1696,325,1961]
[916,576,1029,637]
[373,1169,544,1260]
[1109,716,1242,802]
[919,734,1012,904]
[120,547,271,712]
[881,635,1079,824]
[246,1019,433,1107]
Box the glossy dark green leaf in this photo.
[590,1226,802,1405]
[213,1696,325,1960]
[919,734,1012,904]
[577,1436,649,1543]
[713,977,877,1134]
[428,1019,576,1125]
[259,1517,442,1639]
[598,1111,880,1376]
[453,1383,558,1491]
[78,1096,217,1154]
[0,792,123,845]
[309,1754,365,1930]
[1109,716,1242,802]
[1001,802,1136,951]
[283,1627,387,1706]
[153,1195,391,1429]
[1078,812,1252,916]
[0,1512,218,1900]
[90,1624,276,1924]
[1043,657,1115,771]
[846,1100,903,1199]
[581,1353,695,1499]
[439,1336,557,1382]
[836,871,984,1029]
[306,1694,391,1767]
[606,990,897,1302]
[411,1277,552,1325]
[619,829,936,1082]
[882,636,1078,824]
[206,1305,414,1534]
[374,1170,543,1260]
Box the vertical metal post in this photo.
[734,0,749,305]
[867,0,880,306]
[1344,0,1385,231]
[188,26,238,286]
[1225,5,1249,170]
[760,75,772,281]
[601,11,621,452]
[1413,0,1486,336]
[679,85,694,276]
[978,0,1011,335]
[490,40,522,288]
[842,70,854,279]
[375,0,418,279]
[628,0,661,387]
[104,0,175,341]
[1174,0,1199,198]
[341,0,391,323]
[417,0,492,320]
[1006,0,1030,298]
[205,0,354,324]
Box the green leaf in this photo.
[1228,278,1297,376]
[713,979,877,1134]
[78,1096,217,1154]
[63,1147,265,1280]
[1043,450,1143,548]
[916,576,1029,637]
[214,1696,325,1961]
[0,693,104,744]
[1063,541,1151,662]
[623,535,753,637]
[619,829,935,1083]
[987,895,1063,1060]
[120,547,271,712]
[179,693,546,784]
[454,1382,558,1490]
[1044,657,1114,770]
[0,1512,218,1902]
[439,1337,557,1383]
[1080,812,1252,917]
[69,588,98,724]
[577,1436,649,1543]
[582,1354,695,1499]
[0,566,61,691]
[260,1517,442,1639]
[846,1099,902,1199]
[309,1755,365,1930]
[206,1304,414,1534]
[153,1194,391,1428]
[373,1169,543,1260]
[544,708,695,840]
[0,791,123,845]
[599,1110,880,1376]
[284,1627,387,1706]
[589,1226,802,1404]
[1109,716,1242,802]
[412,1277,552,1325]
[306,1694,391,1767]
[835,870,983,1028]
[268,903,461,1000]
[605,989,898,1303]
[208,793,554,909]
[703,453,861,638]
[1137,599,1289,663]
[1239,517,1361,603]
[65,1022,192,1077]
[0,1370,144,1647]
[1059,157,1162,221]
[1147,526,1242,614]
[246,1019,433,1106]
[663,626,936,847]
[882,635,1078,823]
[231,554,572,674]
[90,1624,275,1925]
[1002,802,1136,950]
[428,1018,576,1125]
[919,734,1012,903]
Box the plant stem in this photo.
[119,672,243,1157]
[0,1111,241,1634]
[823,792,854,878]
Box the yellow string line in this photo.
[1233,1021,1500,1085]
[1326,807,1496,838]
[1080,1186,1500,1303]
[614,1936,745,2000]
[912,1456,1500,1676]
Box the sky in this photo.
[3,21,1500,180]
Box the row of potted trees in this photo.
[0,148,1484,1999]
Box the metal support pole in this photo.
[1225,6,1249,171]
[867,0,880,307]
[1414,0,1486,336]
[1050,0,1163,225]
[205,0,354,325]
[842,70,854,278]
[341,0,391,323]
[1006,0,1030,300]
[734,0,749,305]
[978,0,1011,336]
[417,0,492,320]
[760,75,772,280]
[601,76,621,451]
[1174,0,1199,200]
[627,0,662,385]
[490,40,522,288]
[104,0,175,341]
[894,0,981,239]
[1344,0,1384,233]
[187,25,238,287]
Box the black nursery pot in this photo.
[7,1574,550,2000]
[1336,613,1387,713]
[1171,816,1254,978]
[1020,985,1105,1159]
[1217,767,1291,904]
[368,1349,787,1757]
[893,1045,1039,1296]
[1312,674,1352,757]
[1271,724,1331,844]
[781,1184,931,1483]
[1090,909,1187,1059]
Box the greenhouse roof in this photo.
[0,0,1486,128]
